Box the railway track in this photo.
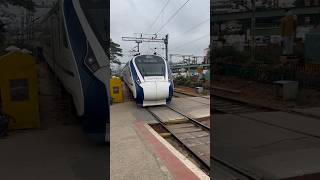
[173,90,210,99]
[174,89,269,114]
[174,89,320,179]
[212,94,320,139]
[212,95,320,179]
[146,105,210,171]
[147,99,260,179]
[172,92,258,178]
[174,89,320,142]
[166,105,210,129]
[212,95,273,114]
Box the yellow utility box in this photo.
[109,76,123,103]
[0,50,40,130]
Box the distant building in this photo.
[212,0,294,13]
[299,0,320,25]
[278,0,295,7]
[211,0,234,13]
[203,48,210,64]
[246,0,290,8]
[304,0,320,6]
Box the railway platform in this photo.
[0,61,108,180]
[110,100,210,180]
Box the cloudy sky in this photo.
[111,0,210,64]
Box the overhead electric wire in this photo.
[171,34,209,51]
[182,18,209,34]
[156,0,192,34]
[146,0,171,32]
[170,17,209,40]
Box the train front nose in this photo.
[140,81,170,101]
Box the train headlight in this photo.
[85,57,100,72]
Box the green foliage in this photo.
[293,0,304,7]
[0,21,5,45]
[110,39,123,65]
[0,0,36,44]
[0,0,36,12]
[174,76,193,87]
[212,46,237,59]
[255,53,279,65]
[214,46,283,66]
[238,51,252,64]
[213,46,252,64]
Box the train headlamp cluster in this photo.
[85,57,100,72]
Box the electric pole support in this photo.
[165,34,169,61]
[251,0,256,60]
[122,33,169,59]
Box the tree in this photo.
[0,0,36,12]
[0,21,5,45]
[110,39,123,65]
[0,0,36,44]
[293,0,304,7]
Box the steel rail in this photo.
[165,105,210,131]
[146,107,210,171]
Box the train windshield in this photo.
[79,0,109,49]
[135,55,166,77]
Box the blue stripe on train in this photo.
[63,0,108,142]
[130,61,144,106]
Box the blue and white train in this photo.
[36,0,109,143]
[122,54,174,107]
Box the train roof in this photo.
[121,54,166,71]
[131,54,166,61]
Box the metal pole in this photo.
[165,34,169,61]
[188,57,191,76]
[251,0,256,60]
[137,42,140,52]
[136,41,141,53]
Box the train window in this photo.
[135,56,166,77]
[9,79,29,101]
